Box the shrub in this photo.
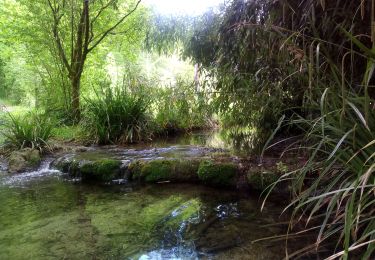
[84,87,150,144]
[2,112,53,150]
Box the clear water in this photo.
[0,167,296,259]
[0,133,314,259]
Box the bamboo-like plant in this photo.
[263,18,375,260]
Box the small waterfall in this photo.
[0,158,62,187]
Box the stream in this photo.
[0,132,313,259]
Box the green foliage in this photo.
[152,79,212,135]
[2,112,53,150]
[264,18,375,258]
[183,1,305,137]
[146,14,193,54]
[1,0,149,121]
[84,86,150,144]
[197,160,237,187]
[52,125,87,142]
[274,90,375,258]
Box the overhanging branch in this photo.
[87,0,141,53]
[47,0,72,75]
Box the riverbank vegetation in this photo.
[0,0,374,258]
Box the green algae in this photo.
[197,160,237,186]
[0,175,305,260]
[84,190,202,258]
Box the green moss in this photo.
[8,148,41,173]
[172,160,200,182]
[67,160,81,177]
[27,149,41,166]
[197,160,237,186]
[247,171,279,191]
[141,160,173,182]
[80,159,122,182]
[128,160,145,180]
[129,159,200,183]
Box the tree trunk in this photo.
[47,0,141,122]
[71,75,81,122]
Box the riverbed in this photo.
[0,132,315,259]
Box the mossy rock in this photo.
[127,160,144,180]
[52,155,76,172]
[80,159,122,182]
[8,148,41,173]
[247,171,279,191]
[141,160,173,182]
[129,159,200,183]
[197,160,237,187]
[52,153,122,182]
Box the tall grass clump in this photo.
[269,90,375,258]
[2,112,53,150]
[153,80,213,135]
[84,87,150,144]
[263,25,375,259]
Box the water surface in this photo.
[0,167,293,259]
[0,132,313,259]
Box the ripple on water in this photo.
[0,159,62,187]
[0,177,316,259]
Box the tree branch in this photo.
[91,0,116,26]
[47,0,72,74]
[88,0,141,53]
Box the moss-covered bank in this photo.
[129,159,200,183]
[52,150,289,193]
[197,160,237,187]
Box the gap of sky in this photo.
[144,0,224,15]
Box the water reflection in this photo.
[130,128,262,156]
[0,176,292,259]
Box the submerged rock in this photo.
[8,148,41,173]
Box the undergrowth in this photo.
[263,19,375,259]
[2,112,53,151]
[84,87,151,145]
